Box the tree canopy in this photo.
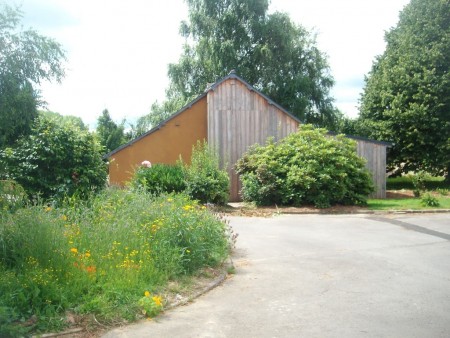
[141,0,337,131]
[0,4,65,147]
[96,109,127,154]
[359,0,450,178]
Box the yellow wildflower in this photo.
[152,296,162,307]
[61,215,68,221]
[144,291,151,297]
[70,248,78,254]
[85,251,91,258]
[45,206,52,212]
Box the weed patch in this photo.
[0,189,231,336]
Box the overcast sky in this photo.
[9,0,410,127]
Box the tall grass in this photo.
[0,189,230,336]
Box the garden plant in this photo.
[235,125,374,208]
[131,141,229,205]
[0,190,231,336]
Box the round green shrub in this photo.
[0,115,107,202]
[235,125,374,208]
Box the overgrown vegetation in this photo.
[131,141,229,205]
[235,125,374,208]
[131,163,186,195]
[0,190,231,336]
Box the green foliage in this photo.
[0,180,27,213]
[129,142,229,204]
[359,0,450,179]
[386,174,449,190]
[147,0,337,129]
[138,292,163,318]
[411,171,428,197]
[420,193,440,207]
[437,188,449,196]
[96,109,127,153]
[40,110,88,131]
[0,190,230,334]
[0,115,107,201]
[131,163,186,195]
[0,4,65,148]
[0,76,38,148]
[235,125,374,208]
[183,141,230,205]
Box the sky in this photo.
[8,0,410,128]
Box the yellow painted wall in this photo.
[108,96,207,186]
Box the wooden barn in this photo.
[106,71,390,200]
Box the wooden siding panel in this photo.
[356,140,387,199]
[207,79,300,201]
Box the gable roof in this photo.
[104,92,207,158]
[210,70,303,124]
[105,71,390,158]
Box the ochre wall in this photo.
[108,96,207,186]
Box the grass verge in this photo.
[368,196,450,210]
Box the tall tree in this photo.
[40,110,89,131]
[96,109,126,153]
[0,4,65,147]
[359,0,450,179]
[141,0,336,129]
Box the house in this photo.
[106,71,390,200]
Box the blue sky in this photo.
[9,0,410,127]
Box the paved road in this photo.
[103,213,450,338]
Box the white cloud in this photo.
[14,0,410,124]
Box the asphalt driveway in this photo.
[104,213,450,338]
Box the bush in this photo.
[129,142,229,205]
[235,125,374,208]
[130,163,186,195]
[183,141,229,205]
[420,193,440,207]
[0,189,230,334]
[0,115,107,202]
[0,180,27,213]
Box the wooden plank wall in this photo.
[207,78,299,201]
[356,140,387,198]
